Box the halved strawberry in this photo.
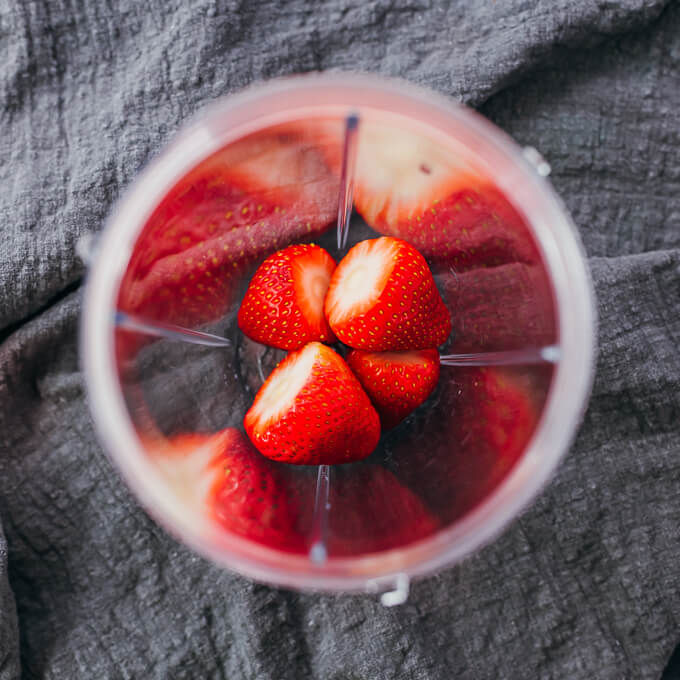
[346,348,440,429]
[438,262,557,353]
[147,428,304,551]
[324,237,451,351]
[477,369,541,462]
[244,342,380,465]
[237,243,336,350]
[323,121,539,269]
[116,124,338,359]
[326,465,439,556]
[285,463,439,556]
[389,366,546,523]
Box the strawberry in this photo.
[320,120,539,269]
[438,262,557,353]
[244,342,380,465]
[324,237,451,351]
[147,428,304,551]
[346,348,440,429]
[287,464,439,556]
[237,243,336,350]
[116,124,338,358]
[326,465,439,556]
[390,366,546,523]
[476,369,541,462]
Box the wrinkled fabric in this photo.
[1,0,679,678]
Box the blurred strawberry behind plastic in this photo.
[115,124,339,362]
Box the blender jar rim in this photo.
[81,72,596,593]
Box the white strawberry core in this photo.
[355,122,475,225]
[299,262,332,319]
[250,342,318,428]
[152,437,222,510]
[325,239,397,322]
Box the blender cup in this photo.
[81,73,595,604]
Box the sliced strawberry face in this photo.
[146,428,304,551]
[324,237,451,351]
[390,366,547,523]
[351,122,478,228]
[438,262,557,353]
[116,125,338,358]
[237,243,336,350]
[341,121,539,269]
[244,342,380,465]
[346,349,440,429]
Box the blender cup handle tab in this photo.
[367,573,410,607]
[522,146,551,177]
[76,232,100,267]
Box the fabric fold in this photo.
[1,0,679,678]
[0,0,672,332]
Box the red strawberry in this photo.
[324,237,451,351]
[320,120,539,270]
[287,464,439,557]
[244,342,380,465]
[476,369,540,461]
[438,262,557,353]
[390,366,546,523]
[116,124,338,359]
[147,428,304,551]
[326,465,439,556]
[346,348,440,429]
[237,243,336,350]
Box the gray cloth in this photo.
[0,525,18,680]
[1,0,679,678]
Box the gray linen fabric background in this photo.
[1,0,680,678]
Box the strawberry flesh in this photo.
[390,366,548,523]
[372,184,540,271]
[347,348,440,429]
[238,243,336,350]
[288,464,439,556]
[331,120,540,270]
[325,465,439,556]
[116,125,337,359]
[439,262,557,353]
[324,236,451,351]
[244,342,380,465]
[147,428,304,551]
